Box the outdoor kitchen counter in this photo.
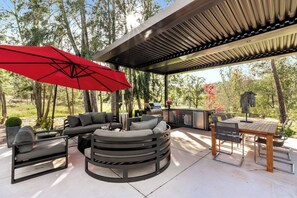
[162,108,214,130]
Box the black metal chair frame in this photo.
[214,122,244,167]
[254,120,295,174]
[85,127,171,182]
[11,136,68,184]
[259,120,293,161]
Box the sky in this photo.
[184,64,252,84]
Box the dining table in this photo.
[210,117,279,172]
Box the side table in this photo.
[77,133,91,154]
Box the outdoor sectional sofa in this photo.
[63,112,122,137]
[85,117,171,182]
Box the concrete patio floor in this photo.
[0,126,296,198]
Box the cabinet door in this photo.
[193,111,205,129]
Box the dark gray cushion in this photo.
[106,113,113,123]
[141,115,163,123]
[94,129,153,137]
[13,126,34,153]
[63,123,121,136]
[153,121,167,134]
[91,112,106,124]
[141,115,156,121]
[130,118,158,130]
[67,115,81,127]
[15,139,66,162]
[79,113,93,126]
[63,123,108,136]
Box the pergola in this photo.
[93,0,297,111]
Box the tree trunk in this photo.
[33,82,43,121]
[44,85,53,119]
[99,91,103,112]
[42,85,46,117]
[0,84,7,123]
[71,89,75,114]
[83,90,92,112]
[143,72,150,108]
[66,88,72,115]
[90,90,98,112]
[271,59,287,123]
[133,70,142,109]
[128,68,133,117]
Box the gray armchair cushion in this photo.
[106,113,113,123]
[67,115,81,127]
[94,129,153,137]
[130,118,158,130]
[141,115,156,121]
[15,139,66,162]
[91,112,106,124]
[141,115,163,123]
[13,126,34,153]
[153,121,167,134]
[79,113,93,126]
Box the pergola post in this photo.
[164,74,168,107]
[50,85,58,130]
[112,65,120,121]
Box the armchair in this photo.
[11,126,68,184]
[213,122,244,167]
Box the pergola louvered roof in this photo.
[93,0,297,75]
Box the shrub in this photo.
[35,118,51,130]
[5,117,22,127]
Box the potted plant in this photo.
[166,99,173,109]
[5,117,22,148]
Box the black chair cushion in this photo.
[79,113,93,126]
[255,137,284,147]
[106,113,113,123]
[91,112,106,124]
[15,139,66,162]
[67,115,81,127]
[13,126,34,153]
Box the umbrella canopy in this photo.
[0,45,131,92]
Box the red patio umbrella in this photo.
[0,45,131,91]
[0,45,131,129]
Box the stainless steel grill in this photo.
[146,103,163,115]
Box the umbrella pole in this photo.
[51,85,58,130]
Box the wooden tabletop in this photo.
[212,117,279,135]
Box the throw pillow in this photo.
[153,121,167,134]
[130,118,158,130]
[79,113,93,126]
[67,115,81,127]
[106,113,113,123]
[13,126,34,153]
[91,112,106,124]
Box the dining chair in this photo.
[226,113,232,119]
[254,121,294,174]
[214,122,244,167]
[211,115,218,123]
[221,114,227,120]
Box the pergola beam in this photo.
[142,22,297,72]
[93,0,225,62]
